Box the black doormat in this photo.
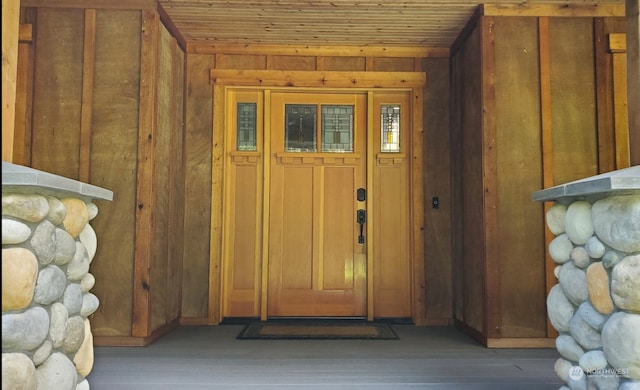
[237,320,399,340]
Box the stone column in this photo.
[2,162,113,390]
[533,166,639,390]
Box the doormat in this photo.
[236,320,398,340]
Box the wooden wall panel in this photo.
[493,17,546,338]
[480,17,500,339]
[316,56,365,71]
[462,26,485,335]
[89,9,141,337]
[224,163,261,317]
[151,23,173,332]
[30,8,84,179]
[450,51,465,324]
[14,10,36,166]
[216,53,266,69]
[549,18,599,183]
[167,37,185,324]
[268,55,316,70]
[132,8,159,338]
[450,14,625,346]
[422,57,452,323]
[182,53,214,320]
[373,165,411,318]
[372,57,416,71]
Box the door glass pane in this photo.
[380,105,400,152]
[321,105,353,152]
[237,103,257,151]
[285,104,317,152]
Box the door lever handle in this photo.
[356,209,366,244]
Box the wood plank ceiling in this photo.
[158,0,625,50]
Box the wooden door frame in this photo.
[208,70,426,324]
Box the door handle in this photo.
[356,209,366,244]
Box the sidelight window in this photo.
[236,103,257,151]
[380,104,400,152]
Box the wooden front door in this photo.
[267,91,367,317]
[220,86,416,322]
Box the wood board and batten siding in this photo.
[180,53,215,322]
[422,57,453,324]
[11,1,632,348]
[450,8,627,347]
[17,4,186,346]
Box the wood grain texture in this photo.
[411,88,427,324]
[79,9,96,183]
[167,35,186,323]
[2,0,20,162]
[85,9,142,337]
[150,22,173,333]
[182,53,214,319]
[480,16,501,339]
[548,17,599,183]
[222,90,264,317]
[13,14,36,166]
[371,92,412,319]
[612,51,630,167]
[422,58,453,323]
[627,0,640,165]
[208,84,226,324]
[459,25,486,336]
[157,0,624,50]
[538,17,559,339]
[30,8,84,179]
[210,70,426,88]
[132,8,159,338]
[595,19,628,172]
[493,17,546,338]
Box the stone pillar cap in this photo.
[532,165,640,202]
[2,161,113,202]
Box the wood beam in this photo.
[210,70,426,88]
[480,16,501,340]
[133,9,160,338]
[189,43,448,58]
[627,0,640,165]
[79,9,96,183]
[538,17,559,339]
[2,0,20,162]
[609,33,627,52]
[482,4,624,17]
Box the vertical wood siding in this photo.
[450,14,626,344]
[90,9,142,337]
